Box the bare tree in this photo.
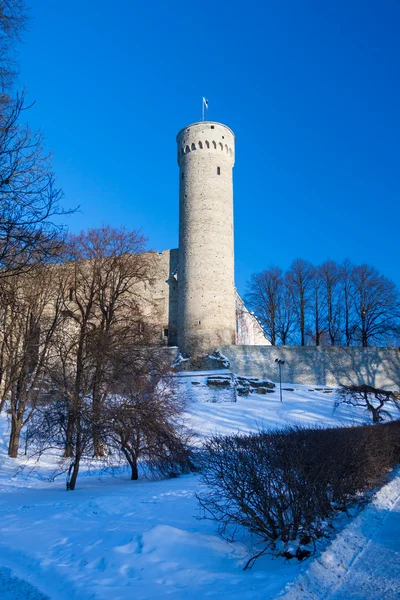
[65,227,148,456]
[248,258,400,348]
[247,266,283,345]
[336,385,400,423]
[350,264,400,347]
[339,259,356,346]
[40,227,153,489]
[104,347,192,481]
[0,91,67,277]
[247,267,296,346]
[287,259,314,346]
[309,266,325,346]
[320,260,342,345]
[0,264,67,456]
[27,345,192,490]
[0,2,70,279]
[276,272,297,345]
[0,1,27,98]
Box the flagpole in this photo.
[202,97,204,121]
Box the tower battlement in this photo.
[177,122,235,165]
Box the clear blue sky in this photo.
[18,1,400,295]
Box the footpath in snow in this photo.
[278,468,400,600]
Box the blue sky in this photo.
[18,1,400,295]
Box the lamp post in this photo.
[275,358,285,402]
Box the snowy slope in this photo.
[0,379,399,599]
[177,371,400,439]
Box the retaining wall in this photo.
[221,345,400,390]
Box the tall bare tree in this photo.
[0,2,69,279]
[247,266,283,345]
[0,264,67,456]
[43,227,151,489]
[309,266,325,346]
[320,260,341,345]
[0,1,27,97]
[248,258,400,348]
[340,259,357,346]
[350,264,400,347]
[247,267,296,345]
[287,258,314,346]
[276,272,297,345]
[0,91,67,278]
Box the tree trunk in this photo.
[68,453,82,490]
[371,408,380,423]
[92,378,104,457]
[8,414,23,458]
[68,415,83,490]
[64,410,75,458]
[344,288,351,346]
[300,291,305,346]
[130,459,138,480]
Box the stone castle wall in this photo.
[221,345,400,390]
[137,249,179,345]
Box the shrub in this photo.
[197,421,400,567]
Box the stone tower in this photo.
[176,121,236,357]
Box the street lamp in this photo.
[275,358,285,402]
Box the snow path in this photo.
[276,469,400,600]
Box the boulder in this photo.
[257,387,275,394]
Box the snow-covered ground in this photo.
[0,377,399,599]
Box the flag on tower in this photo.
[202,97,209,121]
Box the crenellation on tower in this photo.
[177,121,235,165]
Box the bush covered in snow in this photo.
[197,420,400,567]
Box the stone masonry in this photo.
[176,122,237,356]
[221,345,400,390]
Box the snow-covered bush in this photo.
[197,421,400,567]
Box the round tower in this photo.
[177,121,236,357]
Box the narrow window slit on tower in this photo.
[181,172,184,180]
[217,167,220,175]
